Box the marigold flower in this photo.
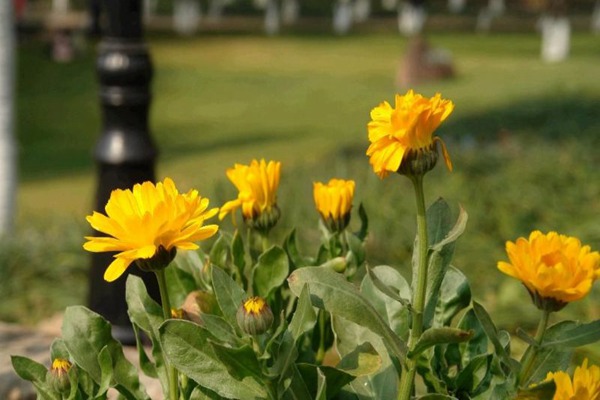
[313,179,355,232]
[547,359,600,400]
[219,159,281,232]
[366,90,454,178]
[236,296,274,335]
[48,358,72,393]
[498,231,600,310]
[84,178,219,282]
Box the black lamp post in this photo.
[88,0,160,344]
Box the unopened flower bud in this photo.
[396,142,439,177]
[47,358,72,394]
[135,245,177,273]
[246,205,281,235]
[236,296,274,335]
[323,256,347,273]
[181,290,219,324]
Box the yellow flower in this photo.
[498,231,600,310]
[313,179,355,232]
[366,90,454,178]
[219,159,281,232]
[84,178,219,282]
[236,296,274,335]
[547,359,600,400]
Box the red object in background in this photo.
[14,0,27,19]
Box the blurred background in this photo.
[1,0,599,356]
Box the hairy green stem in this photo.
[398,175,429,400]
[518,309,551,387]
[155,269,179,400]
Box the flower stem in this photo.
[316,310,327,364]
[398,174,429,400]
[518,309,551,387]
[155,269,179,400]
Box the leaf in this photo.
[297,364,354,400]
[541,319,600,348]
[289,285,318,341]
[281,364,313,400]
[159,319,267,400]
[409,327,474,358]
[336,342,382,377]
[166,258,199,308]
[61,306,150,400]
[231,230,246,275]
[253,245,289,299]
[288,266,407,361]
[173,250,206,288]
[284,229,311,269]
[432,266,471,328]
[211,265,246,329]
[356,202,369,241]
[50,338,69,361]
[472,302,519,376]
[97,346,114,395]
[210,341,264,382]
[361,265,411,339]
[209,233,231,270]
[430,203,468,252]
[10,356,59,400]
[417,395,458,400]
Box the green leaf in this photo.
[173,250,207,288]
[288,266,407,361]
[212,265,246,329]
[472,302,518,376]
[520,321,576,387]
[361,265,411,339]
[210,341,264,382]
[284,229,311,269]
[200,314,243,346]
[433,267,471,328]
[159,319,267,400]
[453,354,493,396]
[231,230,246,275]
[289,284,318,341]
[316,368,327,400]
[297,364,354,400]
[253,245,289,299]
[61,306,150,400]
[409,328,474,358]
[209,233,232,270]
[332,315,398,399]
[166,258,199,308]
[336,342,382,377]
[455,308,488,367]
[50,338,69,361]
[97,346,114,395]
[356,202,369,241]
[345,230,366,269]
[430,203,468,252]
[541,319,600,348]
[11,356,59,400]
[125,275,168,396]
[417,395,458,400]
[281,364,313,400]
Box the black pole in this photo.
[88,0,160,344]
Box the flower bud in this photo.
[236,296,274,335]
[46,358,72,394]
[135,245,177,273]
[245,204,281,235]
[322,256,347,273]
[181,290,219,324]
[396,142,439,177]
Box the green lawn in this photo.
[6,32,600,336]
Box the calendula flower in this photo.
[498,231,600,311]
[84,178,219,282]
[236,296,274,335]
[313,179,355,232]
[547,359,600,400]
[47,358,72,393]
[219,159,281,233]
[367,90,454,178]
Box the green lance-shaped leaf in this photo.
[284,228,312,270]
[336,342,382,377]
[519,321,577,388]
[296,364,354,400]
[61,306,150,400]
[288,266,407,361]
[253,245,289,299]
[472,302,519,376]
[431,266,471,329]
[209,233,232,270]
[97,346,114,396]
[166,258,200,308]
[173,249,207,289]
[11,356,59,400]
[159,319,267,400]
[540,319,600,348]
[212,265,246,329]
[126,275,168,394]
[417,395,459,400]
[356,202,369,241]
[210,341,264,383]
[422,199,468,329]
[231,230,246,275]
[365,264,411,307]
[408,327,474,358]
[50,338,69,361]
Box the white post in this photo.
[0,1,17,234]
[173,0,201,35]
[264,0,280,36]
[398,1,426,36]
[282,0,300,25]
[448,0,466,14]
[333,0,354,35]
[592,0,600,33]
[540,15,571,62]
[353,0,371,23]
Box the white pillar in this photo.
[0,1,17,234]
[540,15,571,63]
[333,0,353,35]
[173,0,201,35]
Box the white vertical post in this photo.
[0,0,17,234]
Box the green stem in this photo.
[398,174,429,400]
[155,269,179,400]
[261,232,270,253]
[316,310,327,364]
[518,309,551,387]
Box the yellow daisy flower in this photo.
[219,159,281,232]
[547,359,600,400]
[84,178,219,282]
[367,90,454,178]
[313,178,355,232]
[498,231,600,310]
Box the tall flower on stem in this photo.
[313,178,355,233]
[547,359,600,400]
[367,91,454,400]
[83,177,219,400]
[219,159,281,236]
[498,231,600,387]
[367,90,454,178]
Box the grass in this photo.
[5,31,600,338]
